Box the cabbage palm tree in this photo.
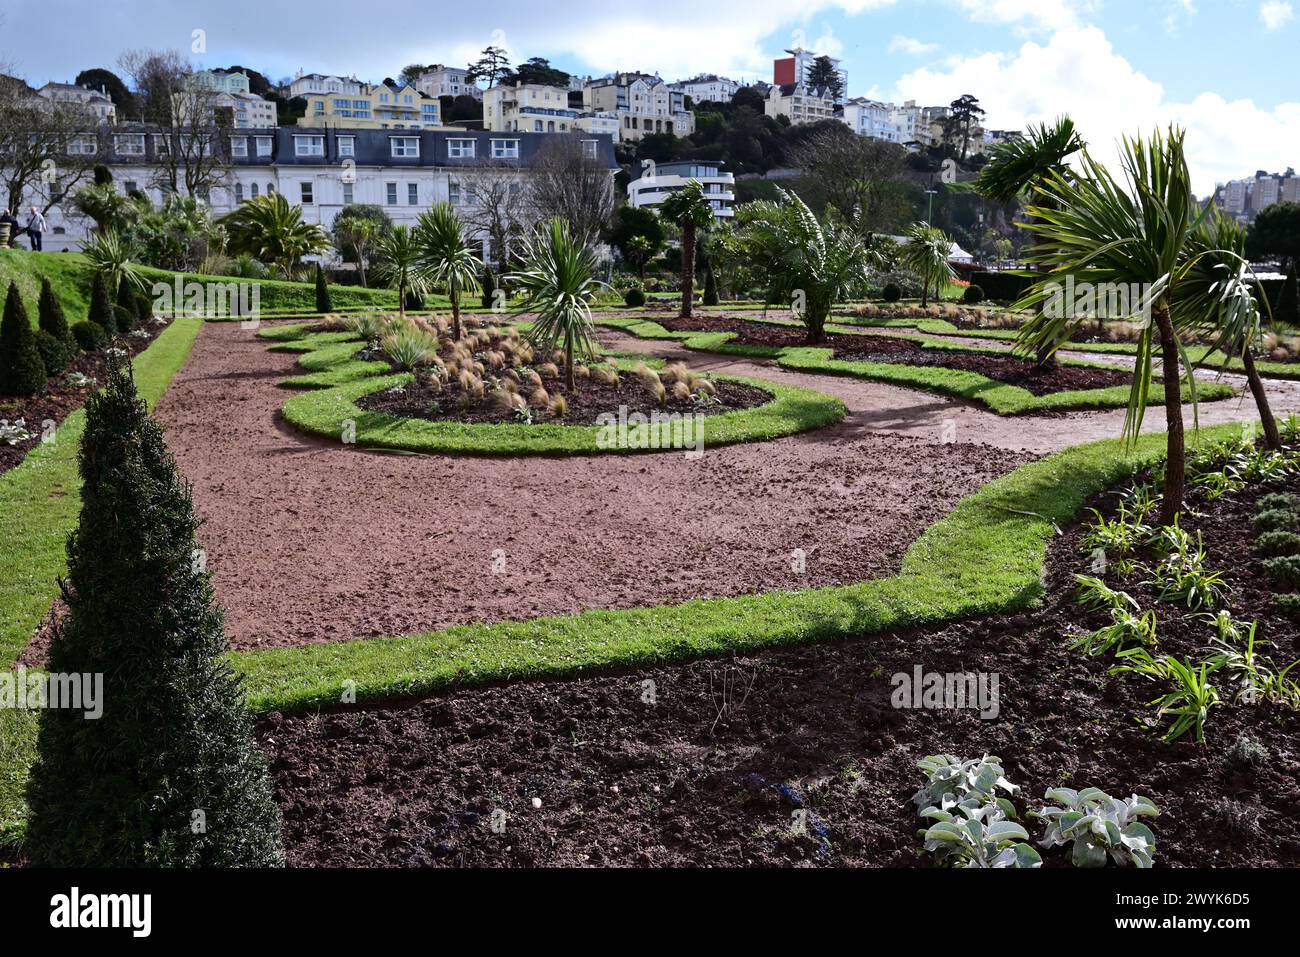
[220,193,328,278]
[372,225,428,321]
[1178,210,1281,450]
[739,189,876,343]
[415,203,482,340]
[658,180,714,318]
[72,182,133,236]
[1013,127,1215,526]
[80,230,145,296]
[508,218,605,391]
[899,223,956,307]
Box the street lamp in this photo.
[924,188,939,225]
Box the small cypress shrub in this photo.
[88,271,116,337]
[115,276,137,333]
[0,281,48,395]
[703,267,720,306]
[882,283,903,303]
[135,288,155,327]
[71,320,109,352]
[314,263,333,313]
[35,329,71,375]
[1277,263,1299,327]
[962,284,986,304]
[623,287,646,308]
[480,264,496,309]
[38,276,75,350]
[25,362,285,867]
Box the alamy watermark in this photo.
[891,665,1000,720]
[152,277,261,327]
[1043,277,1155,325]
[1,666,103,719]
[595,406,704,459]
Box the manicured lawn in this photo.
[0,314,204,845]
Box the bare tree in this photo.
[0,73,104,215]
[526,134,615,249]
[118,50,231,198]
[458,162,534,266]
[792,128,911,236]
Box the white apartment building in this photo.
[288,73,367,98]
[583,73,695,140]
[670,74,740,104]
[765,84,835,125]
[35,82,116,123]
[1285,176,1300,204]
[414,65,482,101]
[484,82,620,139]
[626,161,735,220]
[1255,171,1282,211]
[841,98,903,143]
[773,48,848,105]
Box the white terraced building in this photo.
[625,161,735,220]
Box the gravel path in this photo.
[146,322,1031,651]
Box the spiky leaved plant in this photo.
[25,361,284,866]
[658,179,714,318]
[899,223,956,308]
[373,225,429,322]
[415,203,482,340]
[508,217,605,392]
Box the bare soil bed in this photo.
[263,474,1300,869]
[355,360,771,426]
[17,321,1030,656]
[658,315,1133,396]
[0,321,170,476]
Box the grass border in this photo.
[265,328,848,457]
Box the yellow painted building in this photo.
[297,81,443,130]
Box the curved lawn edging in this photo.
[596,315,1237,415]
[230,419,1256,715]
[264,326,848,456]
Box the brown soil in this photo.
[658,315,1133,396]
[0,321,170,476]
[12,321,1030,658]
[355,363,770,427]
[263,471,1300,868]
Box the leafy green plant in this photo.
[373,225,429,321]
[1081,505,1149,559]
[221,193,330,278]
[919,806,1042,869]
[1262,555,1300,589]
[1112,653,1221,743]
[1035,788,1159,868]
[415,203,483,340]
[381,323,437,371]
[1258,492,1300,514]
[1068,607,1158,657]
[71,321,108,352]
[1254,508,1298,534]
[1145,524,1225,610]
[912,753,1021,817]
[344,313,389,343]
[1256,530,1300,558]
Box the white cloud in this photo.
[892,25,1300,194]
[946,0,1098,31]
[889,35,940,55]
[1260,1,1295,30]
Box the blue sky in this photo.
[3,0,1296,191]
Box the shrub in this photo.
[1275,593,1300,618]
[37,276,75,350]
[1263,554,1300,589]
[969,270,1034,302]
[480,264,496,309]
[0,281,48,396]
[71,320,108,352]
[35,329,71,375]
[1277,262,1299,327]
[87,271,115,336]
[1257,493,1298,514]
[1035,788,1159,868]
[1254,508,1297,533]
[962,284,986,304]
[314,263,332,312]
[135,288,154,325]
[1256,530,1300,558]
[403,287,424,312]
[703,266,720,306]
[881,283,902,303]
[115,276,137,333]
[623,287,646,308]
[25,363,284,866]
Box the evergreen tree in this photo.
[115,276,137,333]
[38,276,76,350]
[1277,262,1300,327]
[314,263,333,312]
[88,271,116,336]
[26,362,284,867]
[480,264,496,309]
[0,281,48,395]
[703,266,720,306]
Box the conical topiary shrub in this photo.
[480,264,496,309]
[314,263,332,313]
[115,276,137,333]
[1278,262,1300,327]
[25,362,285,867]
[38,276,75,350]
[88,270,116,337]
[703,266,720,306]
[0,281,48,396]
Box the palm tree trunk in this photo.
[1241,349,1282,451]
[1155,306,1187,527]
[565,330,575,392]
[451,286,462,340]
[680,224,696,319]
[398,278,406,321]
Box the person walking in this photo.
[26,207,48,252]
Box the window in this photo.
[68,134,97,155]
[342,181,353,205]
[491,139,519,159]
[230,137,248,157]
[294,135,325,157]
[123,181,138,194]
[255,136,273,156]
[266,183,275,195]
[251,182,259,198]
[337,136,355,157]
[581,140,599,159]
[386,182,397,205]
[113,133,145,156]
[390,136,419,158]
[235,182,244,202]
[407,182,418,205]
[300,181,313,204]
[448,182,460,206]
[447,138,476,158]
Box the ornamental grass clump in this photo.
[25,361,283,866]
